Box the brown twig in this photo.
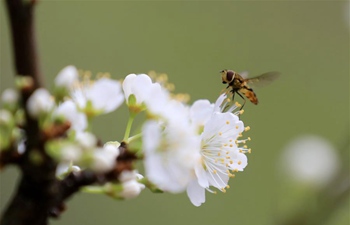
[1,1,139,224]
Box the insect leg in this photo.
[236,91,246,111]
[231,91,235,102]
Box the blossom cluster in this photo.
[0,66,251,206]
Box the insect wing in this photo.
[245,71,280,88]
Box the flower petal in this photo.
[187,180,206,207]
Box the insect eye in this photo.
[226,70,234,82]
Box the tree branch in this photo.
[1,1,53,224]
[1,1,139,224]
[5,0,42,86]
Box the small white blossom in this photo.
[280,135,339,188]
[26,88,55,118]
[119,170,139,182]
[17,134,26,154]
[75,132,97,149]
[56,163,81,177]
[1,88,19,104]
[54,65,79,89]
[90,143,120,173]
[118,170,145,199]
[60,144,82,162]
[71,78,124,116]
[55,100,87,132]
[120,179,145,199]
[123,74,159,106]
[0,109,12,125]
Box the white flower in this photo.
[71,78,124,116]
[118,170,145,199]
[0,109,12,125]
[75,132,97,149]
[123,74,160,107]
[55,100,87,132]
[280,135,339,188]
[26,88,55,118]
[1,88,19,104]
[186,95,249,206]
[120,180,145,199]
[60,144,82,162]
[56,163,81,177]
[54,65,79,89]
[142,120,200,193]
[90,142,120,173]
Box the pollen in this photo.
[221,188,227,193]
[226,120,230,125]
[235,102,242,107]
[229,160,233,164]
[229,144,233,147]
[248,137,251,141]
[244,126,251,131]
[173,93,190,103]
[97,72,111,78]
[238,161,242,165]
[226,185,230,189]
[235,125,239,129]
[239,109,244,114]
[248,149,252,154]
[229,173,235,178]
[243,145,248,148]
[229,139,232,142]
[219,132,222,136]
[213,170,217,174]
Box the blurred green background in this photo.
[1,1,349,225]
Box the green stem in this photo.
[82,186,105,194]
[123,112,136,142]
[128,133,142,143]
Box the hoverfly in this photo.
[220,69,279,110]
